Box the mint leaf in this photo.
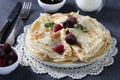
[45,22,54,27]
[75,23,84,30]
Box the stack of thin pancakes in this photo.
[26,12,111,63]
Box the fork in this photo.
[6,2,32,46]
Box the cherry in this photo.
[3,43,12,53]
[0,43,17,67]
[65,33,77,45]
[0,48,7,60]
[8,51,17,60]
[0,48,4,57]
[63,20,73,28]
[53,44,64,54]
[0,57,6,67]
[0,45,3,49]
[53,24,62,32]
[63,17,77,28]
[68,17,77,25]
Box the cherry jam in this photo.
[40,0,63,4]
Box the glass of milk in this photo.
[76,0,105,12]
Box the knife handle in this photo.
[0,20,11,43]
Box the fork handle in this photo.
[11,17,20,33]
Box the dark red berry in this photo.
[0,45,3,49]
[68,17,77,25]
[0,57,6,67]
[0,43,18,67]
[53,44,64,54]
[63,20,73,28]
[8,51,17,60]
[0,48,4,57]
[63,17,77,28]
[3,43,12,53]
[0,48,7,60]
[53,24,62,32]
[65,33,77,45]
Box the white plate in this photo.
[20,23,114,68]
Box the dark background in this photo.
[0,0,120,80]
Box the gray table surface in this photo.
[0,0,120,80]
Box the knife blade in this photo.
[0,2,22,44]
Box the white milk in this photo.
[76,0,103,12]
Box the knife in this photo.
[0,2,22,44]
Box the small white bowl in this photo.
[0,47,20,75]
[38,0,66,12]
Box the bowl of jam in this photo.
[0,43,20,75]
[38,0,66,12]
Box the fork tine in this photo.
[21,2,25,12]
[22,2,28,18]
[21,2,32,19]
[20,2,26,18]
[25,2,31,16]
[26,2,32,17]
[22,2,27,18]
[24,2,30,17]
